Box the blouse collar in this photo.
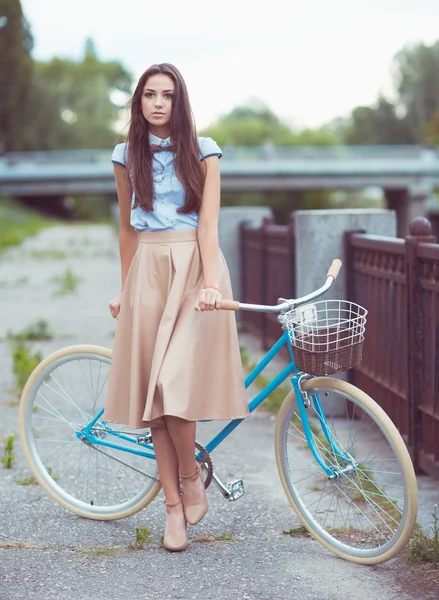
[148,131,172,147]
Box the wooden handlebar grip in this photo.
[327,259,342,280]
[219,299,240,311]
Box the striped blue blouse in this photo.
[111,132,222,231]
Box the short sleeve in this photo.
[198,137,222,161]
[111,143,128,167]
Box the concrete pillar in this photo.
[293,209,397,412]
[293,209,397,301]
[384,188,429,238]
[218,206,272,301]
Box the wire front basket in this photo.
[285,300,368,376]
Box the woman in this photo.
[103,63,250,552]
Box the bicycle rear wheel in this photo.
[275,377,417,564]
[19,345,161,520]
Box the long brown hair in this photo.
[125,63,206,214]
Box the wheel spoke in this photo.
[278,381,416,562]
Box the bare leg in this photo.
[151,425,187,550]
[165,416,206,509]
[151,426,180,503]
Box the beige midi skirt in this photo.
[103,228,250,429]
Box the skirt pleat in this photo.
[103,229,250,429]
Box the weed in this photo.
[282,526,310,537]
[7,319,53,343]
[51,267,81,296]
[407,505,439,564]
[129,526,153,550]
[30,249,68,260]
[194,531,242,543]
[1,434,15,469]
[78,546,127,557]
[0,540,40,549]
[14,474,39,485]
[0,198,56,254]
[10,339,42,393]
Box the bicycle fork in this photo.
[292,375,357,479]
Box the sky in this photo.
[21,0,439,132]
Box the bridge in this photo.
[1,145,439,235]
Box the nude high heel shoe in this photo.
[162,498,188,552]
[179,463,208,525]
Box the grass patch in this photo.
[6,319,53,343]
[240,346,291,413]
[29,249,69,260]
[194,531,242,543]
[14,474,39,485]
[282,526,310,537]
[407,506,439,565]
[0,540,40,550]
[51,267,81,296]
[129,526,153,550]
[1,434,15,469]
[0,198,56,254]
[10,339,42,395]
[77,546,128,557]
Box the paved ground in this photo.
[0,224,438,600]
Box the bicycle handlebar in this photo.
[219,258,342,313]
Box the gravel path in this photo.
[0,224,437,600]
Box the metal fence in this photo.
[346,218,438,479]
[240,218,295,355]
[241,215,439,480]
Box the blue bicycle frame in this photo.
[77,331,349,477]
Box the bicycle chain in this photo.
[82,434,213,488]
[82,439,159,482]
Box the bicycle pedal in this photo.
[226,479,244,501]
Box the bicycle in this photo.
[18,259,418,565]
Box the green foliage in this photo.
[0,199,55,253]
[0,0,34,151]
[342,41,439,144]
[130,526,153,550]
[407,506,439,564]
[194,531,242,542]
[22,38,132,151]
[51,267,81,296]
[395,42,439,143]
[10,339,42,393]
[200,102,337,148]
[7,319,53,343]
[343,97,412,145]
[1,434,15,469]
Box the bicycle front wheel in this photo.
[275,377,417,564]
[19,345,161,520]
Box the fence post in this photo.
[261,216,275,349]
[343,229,365,385]
[405,217,436,471]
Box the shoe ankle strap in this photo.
[179,464,200,479]
[164,497,183,507]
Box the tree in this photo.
[343,97,412,145]
[0,0,33,151]
[200,101,337,147]
[22,38,133,150]
[342,41,439,145]
[394,42,439,143]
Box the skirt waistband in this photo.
[138,229,198,244]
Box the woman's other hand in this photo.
[109,295,122,319]
[194,287,222,311]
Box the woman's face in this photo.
[141,73,174,132]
